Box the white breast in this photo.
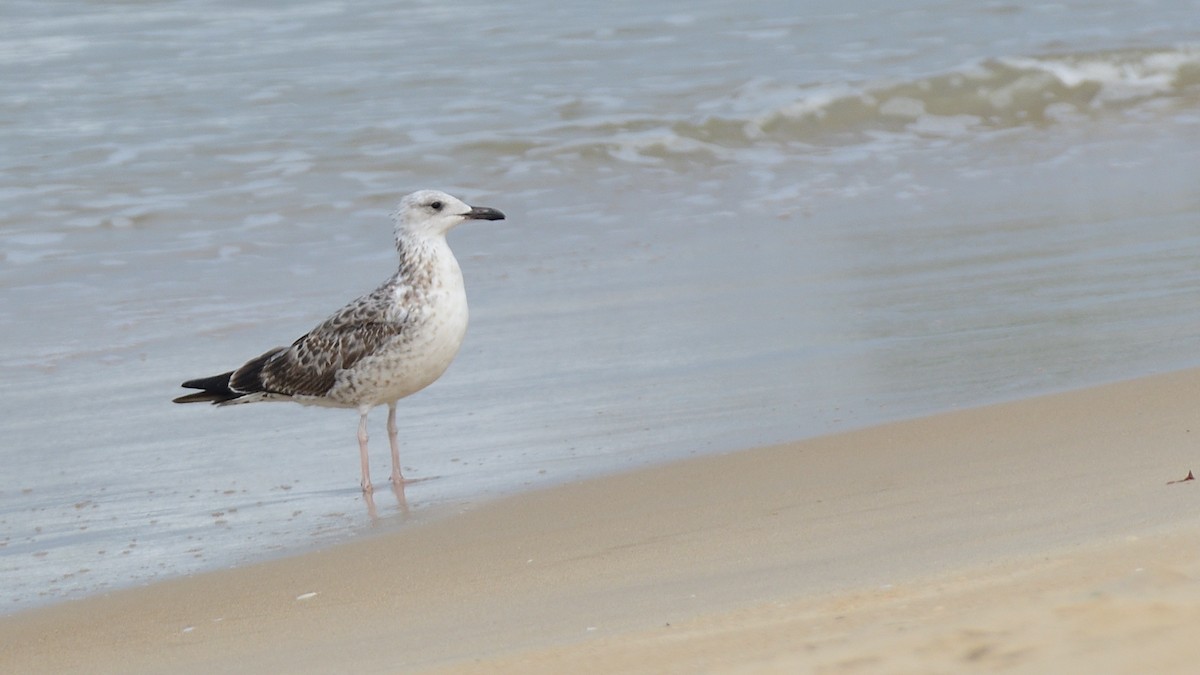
[327,238,470,407]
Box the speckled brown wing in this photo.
[252,323,406,397]
[229,286,411,398]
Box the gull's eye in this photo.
[429,200,444,211]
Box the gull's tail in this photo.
[173,371,239,404]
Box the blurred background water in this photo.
[2,0,1198,612]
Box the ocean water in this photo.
[2,0,1198,612]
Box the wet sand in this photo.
[3,368,1199,673]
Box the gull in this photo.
[173,190,504,492]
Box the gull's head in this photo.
[392,189,505,239]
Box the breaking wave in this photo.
[484,46,1200,165]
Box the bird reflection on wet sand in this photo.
[364,479,411,522]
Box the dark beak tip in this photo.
[467,206,506,221]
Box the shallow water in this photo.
[2,0,1199,611]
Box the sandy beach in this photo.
[4,367,1199,673]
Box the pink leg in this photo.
[358,409,373,493]
[387,403,405,485]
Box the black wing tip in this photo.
[174,371,239,404]
[173,391,236,404]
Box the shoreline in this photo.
[3,367,1199,672]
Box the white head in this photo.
[391,189,505,239]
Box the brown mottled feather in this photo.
[228,283,412,399]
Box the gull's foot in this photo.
[364,488,379,521]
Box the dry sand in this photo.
[4,368,1200,673]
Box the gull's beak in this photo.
[463,205,505,221]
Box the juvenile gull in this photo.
[173,190,505,492]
